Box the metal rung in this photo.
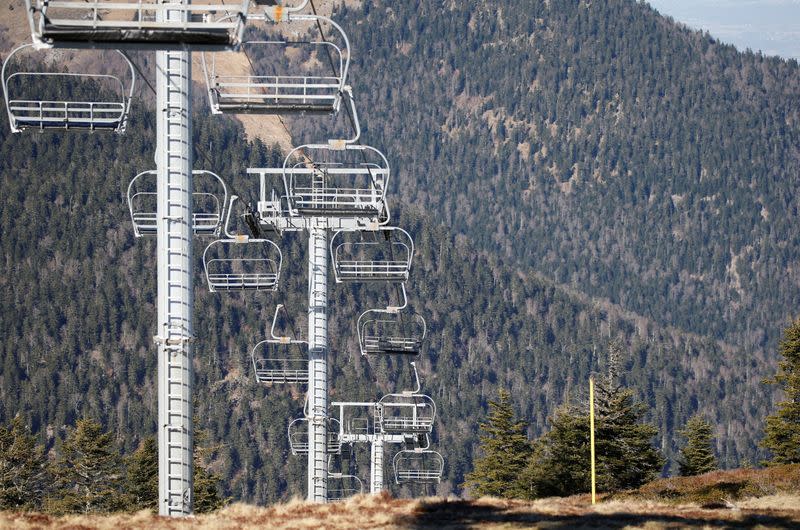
[164,425,185,432]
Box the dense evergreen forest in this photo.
[317,0,800,354]
[0,0,798,504]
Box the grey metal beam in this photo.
[156,4,194,515]
[307,221,329,501]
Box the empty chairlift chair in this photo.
[24,0,249,50]
[127,170,228,236]
[327,473,363,502]
[377,393,436,434]
[282,143,389,218]
[357,286,426,355]
[2,44,135,133]
[331,228,413,283]
[377,361,436,434]
[287,417,342,456]
[251,339,307,384]
[393,449,444,484]
[251,303,308,384]
[202,14,350,114]
[203,236,282,292]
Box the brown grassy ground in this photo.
[2,490,799,529]
[622,464,800,507]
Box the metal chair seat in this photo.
[206,270,279,291]
[393,449,444,484]
[128,171,228,237]
[363,335,422,355]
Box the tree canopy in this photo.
[678,414,717,476]
[463,390,532,498]
[761,318,800,465]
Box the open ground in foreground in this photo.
[2,492,800,529]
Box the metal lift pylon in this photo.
[155,15,194,518]
[13,0,251,517]
[307,221,329,502]
[370,437,385,493]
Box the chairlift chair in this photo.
[357,285,426,355]
[203,237,282,292]
[281,142,389,218]
[24,0,249,51]
[377,393,436,434]
[251,340,307,384]
[251,304,308,383]
[2,44,135,133]
[376,362,436,434]
[393,449,444,484]
[287,417,341,455]
[202,14,350,115]
[327,474,363,502]
[331,227,413,283]
[127,170,228,237]
[359,313,426,355]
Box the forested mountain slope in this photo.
[0,103,766,503]
[315,0,800,356]
[0,0,796,505]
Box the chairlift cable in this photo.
[309,0,379,188]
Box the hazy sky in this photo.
[647,0,800,60]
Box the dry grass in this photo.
[624,464,800,508]
[2,489,800,529]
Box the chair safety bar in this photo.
[2,44,135,134]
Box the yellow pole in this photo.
[589,376,596,505]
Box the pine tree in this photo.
[678,414,717,476]
[517,345,664,498]
[761,317,800,465]
[0,416,49,510]
[124,437,158,512]
[193,420,225,513]
[463,390,532,498]
[516,405,589,499]
[46,419,125,514]
[593,377,665,491]
[193,465,224,513]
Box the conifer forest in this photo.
[1,0,799,512]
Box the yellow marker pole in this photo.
[589,376,596,505]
